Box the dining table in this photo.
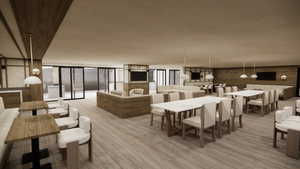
[17,101,51,166]
[5,114,59,169]
[151,96,227,137]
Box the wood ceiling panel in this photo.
[10,0,73,59]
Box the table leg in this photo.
[31,138,52,169]
[22,149,49,164]
[166,111,172,137]
[32,109,37,116]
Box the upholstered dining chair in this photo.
[183,91,194,100]
[168,92,180,102]
[182,102,217,147]
[216,99,232,137]
[216,87,224,97]
[55,107,79,129]
[274,89,280,110]
[150,94,166,130]
[48,101,70,117]
[269,90,275,111]
[247,91,270,116]
[58,116,92,161]
[232,86,238,92]
[296,100,300,116]
[273,108,300,148]
[224,87,232,93]
[231,96,244,131]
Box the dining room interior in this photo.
[1,0,300,169]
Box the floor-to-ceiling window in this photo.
[156,69,167,86]
[42,66,60,101]
[169,69,180,85]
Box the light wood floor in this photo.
[5,97,300,169]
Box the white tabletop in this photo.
[151,96,227,113]
[225,90,264,97]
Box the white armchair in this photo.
[58,116,92,161]
[55,107,79,129]
[247,91,270,116]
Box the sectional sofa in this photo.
[246,84,295,100]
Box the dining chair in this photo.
[48,100,70,117]
[269,90,275,111]
[216,98,232,137]
[274,89,280,110]
[232,86,238,92]
[183,91,194,100]
[58,116,92,161]
[150,94,166,130]
[247,91,270,116]
[182,102,217,147]
[55,107,79,129]
[224,87,232,93]
[168,92,180,102]
[273,107,300,148]
[216,87,224,97]
[231,96,243,130]
[296,100,300,116]
[208,84,213,93]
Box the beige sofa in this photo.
[246,84,295,100]
[97,91,151,118]
[157,85,206,94]
[0,97,19,169]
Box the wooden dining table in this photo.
[19,101,49,116]
[5,114,59,169]
[151,96,227,137]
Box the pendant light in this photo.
[250,64,258,79]
[240,63,248,79]
[24,34,42,85]
[205,56,214,80]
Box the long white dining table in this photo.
[151,96,227,137]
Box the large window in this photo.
[169,69,180,85]
[156,69,167,86]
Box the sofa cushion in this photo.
[58,128,90,148]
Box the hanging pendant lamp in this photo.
[250,64,258,79]
[240,63,248,79]
[205,56,214,80]
[24,34,41,85]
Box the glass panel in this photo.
[98,68,108,92]
[157,70,166,86]
[84,68,98,98]
[108,69,115,91]
[169,70,175,85]
[42,66,60,101]
[115,68,123,91]
[72,68,84,99]
[61,67,71,99]
[175,70,180,85]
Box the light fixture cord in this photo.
[29,34,33,70]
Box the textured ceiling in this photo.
[42,0,300,67]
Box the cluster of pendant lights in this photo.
[240,63,257,79]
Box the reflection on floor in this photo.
[6,97,300,169]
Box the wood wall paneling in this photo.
[214,66,298,90]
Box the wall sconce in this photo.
[280,75,287,80]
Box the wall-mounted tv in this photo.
[130,71,147,81]
[256,72,276,81]
[191,72,200,80]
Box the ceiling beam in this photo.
[0,9,26,58]
[10,0,73,60]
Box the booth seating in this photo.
[0,97,19,169]
[157,85,206,95]
[58,116,92,161]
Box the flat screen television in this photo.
[191,72,200,80]
[256,72,276,81]
[130,71,147,81]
